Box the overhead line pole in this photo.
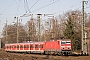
[16,17,19,43]
[14,17,19,43]
[17,17,19,43]
[37,14,42,41]
[82,0,87,55]
[20,14,53,42]
[6,20,8,43]
[37,14,53,41]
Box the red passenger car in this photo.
[5,42,45,53]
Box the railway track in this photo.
[0,49,90,60]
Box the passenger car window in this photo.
[20,45,23,48]
[30,45,33,48]
[35,45,38,48]
[17,45,19,48]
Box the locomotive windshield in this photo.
[61,41,70,44]
[66,41,70,44]
[61,41,65,44]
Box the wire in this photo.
[31,0,60,13]
[30,0,40,10]
[0,0,16,15]
[53,0,89,15]
[15,0,21,16]
[85,5,90,9]
[53,1,82,15]
[24,0,31,13]
[84,0,90,12]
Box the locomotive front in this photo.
[60,40,72,55]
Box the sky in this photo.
[0,0,90,36]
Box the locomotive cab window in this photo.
[66,41,70,44]
[61,41,65,44]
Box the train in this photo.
[4,39,72,55]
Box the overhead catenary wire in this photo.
[31,0,60,13]
[15,0,22,16]
[0,0,16,15]
[30,0,82,15]
[85,5,90,9]
[29,0,40,10]
[75,0,90,11]
[53,1,82,15]
[53,0,90,15]
[24,0,31,13]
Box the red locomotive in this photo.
[4,39,72,55]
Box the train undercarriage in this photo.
[44,50,72,56]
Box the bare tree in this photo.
[2,23,27,43]
[26,18,37,42]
